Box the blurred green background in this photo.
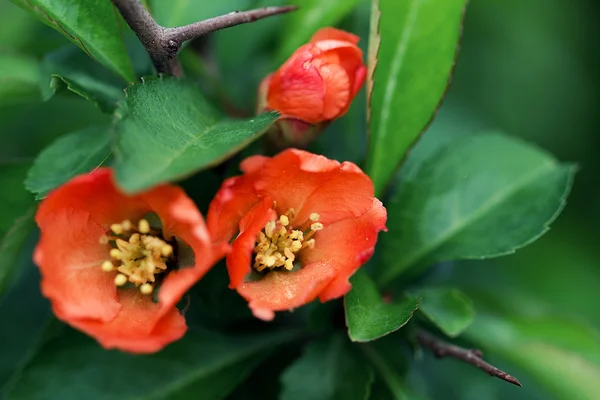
[0,0,598,399]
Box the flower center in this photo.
[253,210,323,272]
[100,218,174,295]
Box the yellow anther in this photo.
[291,240,303,252]
[114,273,128,286]
[129,233,140,244]
[110,248,122,260]
[110,223,123,234]
[138,219,150,234]
[121,220,132,231]
[99,235,110,245]
[310,213,320,222]
[285,259,294,271]
[140,283,154,295]
[310,222,324,231]
[161,244,173,257]
[279,215,290,226]
[101,261,114,272]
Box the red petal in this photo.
[68,289,187,353]
[300,198,387,302]
[254,149,374,226]
[237,262,337,320]
[37,208,121,322]
[267,45,326,124]
[36,168,149,228]
[310,27,360,45]
[227,199,276,288]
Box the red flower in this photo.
[259,27,367,125]
[34,168,228,353]
[207,150,387,320]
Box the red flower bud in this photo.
[207,149,387,321]
[34,169,228,353]
[260,27,367,125]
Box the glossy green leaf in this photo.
[366,0,467,194]
[466,314,600,400]
[345,270,421,342]
[10,0,135,82]
[281,334,373,400]
[150,0,249,27]
[114,77,278,193]
[417,288,474,338]
[0,53,40,105]
[0,209,34,297]
[276,0,361,63]
[40,46,125,113]
[25,126,112,199]
[6,328,299,399]
[376,133,576,285]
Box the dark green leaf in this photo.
[0,164,34,236]
[10,0,135,82]
[25,126,111,199]
[280,334,373,400]
[276,0,361,64]
[0,53,40,105]
[376,133,576,285]
[416,288,474,338]
[40,46,125,113]
[345,270,421,342]
[366,0,467,194]
[6,328,300,400]
[114,77,278,193]
[466,314,600,400]
[0,209,34,297]
[150,0,249,27]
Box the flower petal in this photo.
[300,198,387,302]
[36,168,148,228]
[68,289,187,353]
[37,207,121,322]
[227,198,276,288]
[254,149,374,226]
[237,262,337,321]
[310,27,360,44]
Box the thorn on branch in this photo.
[416,329,522,387]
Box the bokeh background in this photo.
[1,0,598,399]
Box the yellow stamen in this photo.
[121,220,132,231]
[138,219,150,234]
[140,283,153,295]
[101,261,114,272]
[110,248,122,260]
[110,223,123,234]
[114,273,128,286]
[253,210,323,273]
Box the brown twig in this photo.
[111,0,297,77]
[417,330,522,387]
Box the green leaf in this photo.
[40,46,125,113]
[150,0,249,27]
[276,0,361,64]
[114,77,278,193]
[466,314,600,400]
[10,0,135,82]
[0,209,34,297]
[416,288,474,338]
[25,126,112,199]
[6,328,300,399]
[366,0,467,195]
[281,334,373,400]
[376,133,576,285]
[0,53,40,105]
[345,270,421,342]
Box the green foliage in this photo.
[416,288,474,338]
[0,53,40,106]
[10,0,135,82]
[40,46,125,113]
[0,209,34,297]
[150,0,249,27]
[376,133,576,285]
[280,334,374,400]
[113,77,278,193]
[366,0,467,195]
[25,126,112,199]
[345,270,421,342]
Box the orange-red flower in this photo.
[259,27,367,125]
[207,149,387,320]
[34,168,228,353]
